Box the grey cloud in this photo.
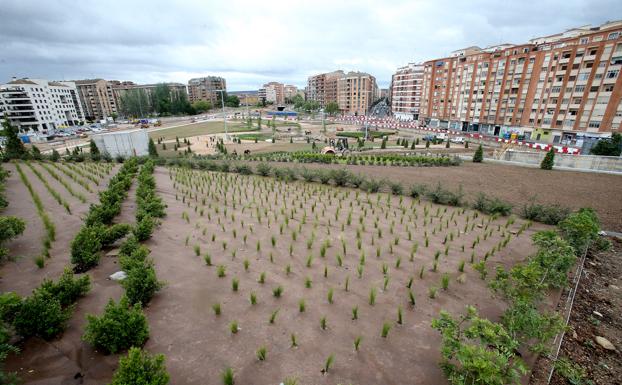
[1,0,620,90]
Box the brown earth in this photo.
[0,162,601,384]
[243,161,622,233]
[530,237,622,385]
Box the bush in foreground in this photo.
[13,291,70,340]
[109,347,169,385]
[83,296,149,354]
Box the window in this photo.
[588,121,601,128]
[578,73,590,81]
[608,32,620,40]
[580,37,589,45]
[606,69,620,79]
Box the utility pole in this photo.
[216,89,227,140]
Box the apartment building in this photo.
[0,78,84,134]
[306,70,344,107]
[419,20,622,144]
[390,63,424,120]
[260,82,285,104]
[73,79,118,121]
[187,76,226,105]
[283,85,299,102]
[337,72,379,116]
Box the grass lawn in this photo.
[236,133,273,141]
[149,120,258,141]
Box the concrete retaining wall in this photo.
[500,151,622,173]
[93,129,149,157]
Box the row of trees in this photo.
[117,85,241,118]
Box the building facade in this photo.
[260,82,285,104]
[419,20,622,144]
[187,76,226,105]
[337,72,379,115]
[0,78,84,134]
[283,85,299,103]
[306,70,344,107]
[390,63,424,120]
[73,79,118,121]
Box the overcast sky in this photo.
[1,0,620,91]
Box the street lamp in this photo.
[215,89,227,140]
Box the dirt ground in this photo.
[530,237,622,385]
[1,161,610,384]
[139,167,542,385]
[244,161,622,233]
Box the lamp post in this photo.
[215,89,227,140]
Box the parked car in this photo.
[450,136,465,143]
[436,133,447,140]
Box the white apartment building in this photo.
[390,63,424,121]
[0,78,85,134]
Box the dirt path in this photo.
[244,161,622,232]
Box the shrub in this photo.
[331,169,350,187]
[0,216,26,262]
[558,208,599,255]
[71,225,104,272]
[472,194,513,216]
[362,179,381,193]
[13,291,70,340]
[122,259,164,306]
[540,148,555,170]
[255,163,272,176]
[109,347,169,385]
[409,184,427,198]
[426,183,464,206]
[473,145,483,163]
[222,367,234,385]
[37,267,90,307]
[432,306,526,385]
[134,215,156,241]
[521,201,570,225]
[83,296,149,354]
[390,182,403,195]
[381,322,391,338]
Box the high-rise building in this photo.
[73,78,118,121]
[390,63,424,120]
[306,70,344,107]
[260,82,285,105]
[187,76,226,105]
[337,72,379,116]
[419,20,622,144]
[0,78,84,134]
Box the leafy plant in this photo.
[354,336,362,351]
[83,296,149,354]
[222,367,234,385]
[256,346,267,361]
[109,347,169,385]
[381,322,391,338]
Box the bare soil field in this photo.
[247,161,622,232]
[140,167,541,384]
[2,161,606,384]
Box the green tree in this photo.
[325,101,339,116]
[590,133,621,156]
[225,95,240,108]
[292,94,305,109]
[1,118,27,160]
[89,140,101,161]
[110,347,169,385]
[119,89,150,117]
[540,148,555,170]
[473,144,483,162]
[192,100,212,113]
[148,138,158,157]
